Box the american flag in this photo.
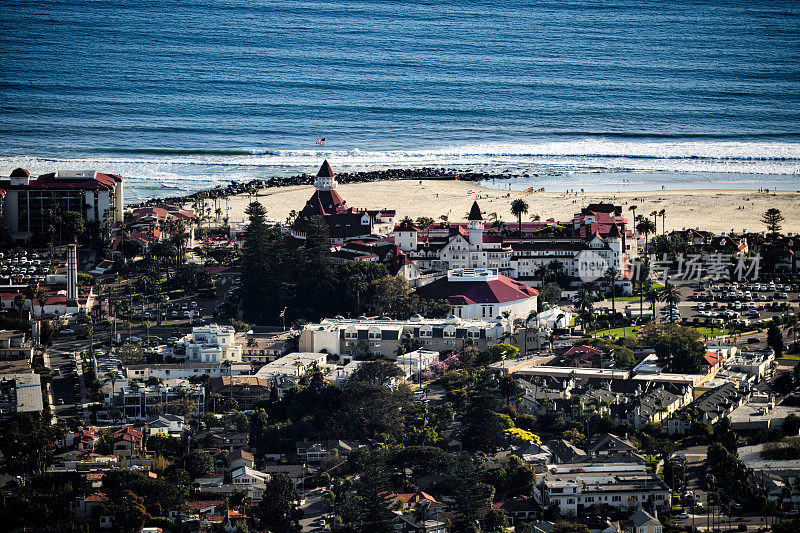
[315,138,326,145]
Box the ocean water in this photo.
[1,0,799,201]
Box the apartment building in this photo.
[299,315,509,359]
[534,463,670,516]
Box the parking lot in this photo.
[686,278,799,324]
[0,249,60,286]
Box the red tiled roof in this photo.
[704,351,724,367]
[564,345,604,361]
[417,273,538,305]
[13,172,122,191]
[186,500,224,510]
[229,449,254,463]
[385,491,441,505]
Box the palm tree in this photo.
[658,209,666,234]
[13,294,26,316]
[661,281,682,322]
[636,218,656,255]
[102,371,120,407]
[628,205,637,231]
[573,288,595,333]
[345,274,367,315]
[650,210,658,234]
[34,287,49,321]
[645,285,663,319]
[605,265,620,316]
[534,264,549,288]
[636,257,651,320]
[510,198,529,237]
[547,260,564,281]
[322,489,336,515]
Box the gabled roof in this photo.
[587,433,637,454]
[624,509,661,528]
[467,201,483,221]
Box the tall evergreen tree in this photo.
[241,202,272,322]
[297,216,335,318]
[355,450,395,532]
[257,473,303,533]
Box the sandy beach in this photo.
[207,180,800,235]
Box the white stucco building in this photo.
[182,324,242,363]
[415,268,538,321]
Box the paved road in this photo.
[298,490,327,532]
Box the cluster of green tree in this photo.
[4,471,90,531]
[0,413,65,476]
[310,445,531,532]
[639,323,707,372]
[249,362,452,450]
[240,203,449,324]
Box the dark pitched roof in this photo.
[10,167,29,178]
[468,201,483,221]
[317,160,335,178]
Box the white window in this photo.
[368,328,381,340]
[419,326,433,337]
[443,326,456,338]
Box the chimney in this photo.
[67,244,78,302]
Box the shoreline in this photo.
[175,175,800,235]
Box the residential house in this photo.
[295,439,354,462]
[562,345,607,368]
[70,493,108,522]
[147,414,187,437]
[587,434,638,459]
[228,449,255,471]
[182,324,243,363]
[240,335,288,364]
[262,464,307,485]
[667,382,750,435]
[619,510,663,533]
[391,511,448,533]
[231,465,270,500]
[112,426,144,457]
